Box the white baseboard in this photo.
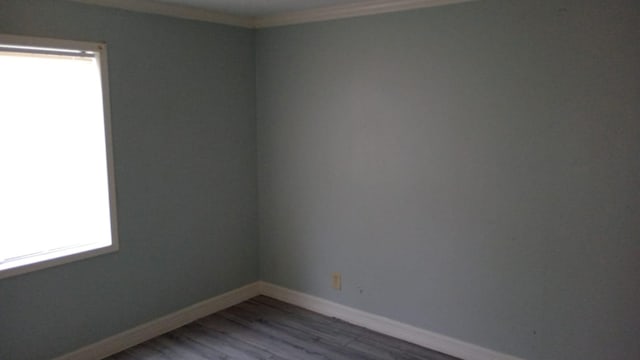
[55,281,522,360]
[54,282,261,360]
[259,281,524,360]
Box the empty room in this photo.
[0,0,638,359]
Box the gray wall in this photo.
[2,1,639,360]
[0,1,257,359]
[256,1,640,359]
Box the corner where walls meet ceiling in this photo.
[67,0,476,28]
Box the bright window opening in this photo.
[0,35,118,279]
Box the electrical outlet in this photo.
[332,272,341,290]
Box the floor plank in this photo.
[106,296,460,360]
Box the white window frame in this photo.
[0,34,119,279]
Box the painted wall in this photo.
[256,1,640,359]
[0,1,257,359]
[2,1,639,359]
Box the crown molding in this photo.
[67,0,254,28]
[67,0,476,29]
[253,0,475,28]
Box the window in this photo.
[0,34,118,279]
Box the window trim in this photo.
[0,34,119,279]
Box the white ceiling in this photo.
[154,0,373,17]
[69,0,472,28]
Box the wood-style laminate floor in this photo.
[107,296,460,360]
